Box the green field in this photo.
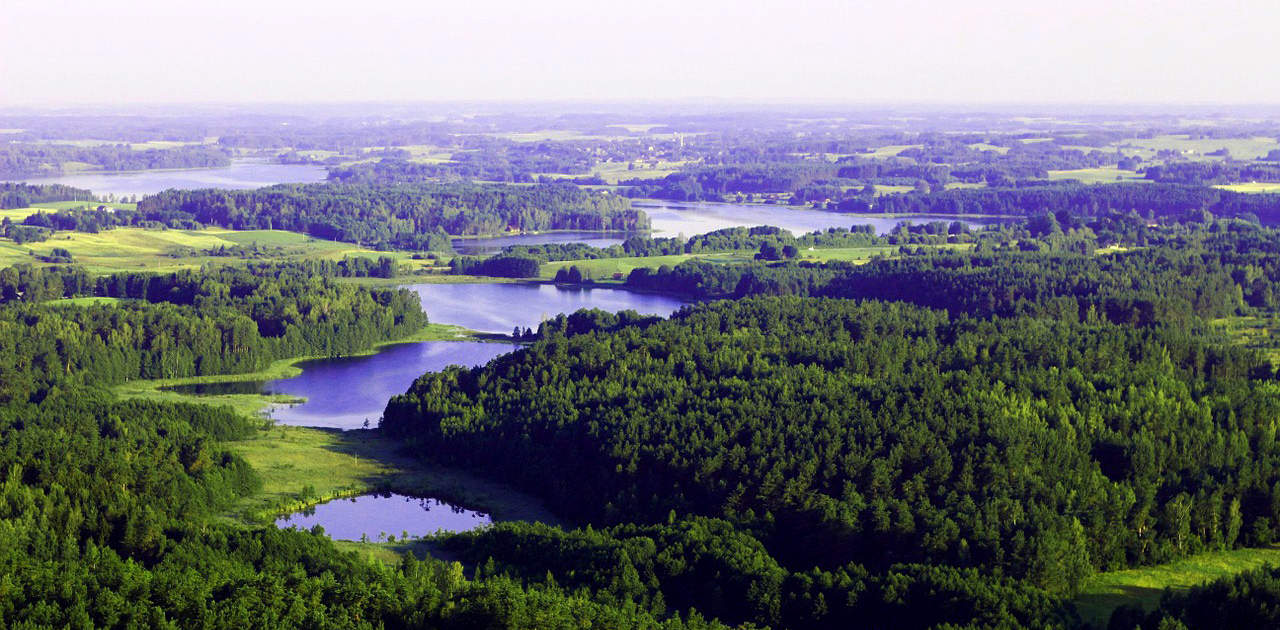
[540,245,909,281]
[541,252,747,281]
[0,227,422,274]
[1216,182,1280,194]
[1212,315,1280,365]
[589,159,688,183]
[1119,135,1279,160]
[45,296,132,307]
[225,424,562,527]
[866,144,921,158]
[1048,167,1146,184]
[1073,545,1280,627]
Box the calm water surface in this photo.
[274,341,515,429]
[7,158,327,198]
[638,200,1012,237]
[453,200,1013,252]
[276,493,491,540]
[170,284,686,429]
[409,282,687,334]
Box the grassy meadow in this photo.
[1047,167,1146,184]
[1073,546,1280,627]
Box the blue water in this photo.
[6,158,327,198]
[169,284,686,429]
[408,282,688,334]
[276,492,491,540]
[637,200,1013,238]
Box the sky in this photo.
[1,0,1277,107]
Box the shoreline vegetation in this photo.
[114,319,556,543]
[114,322,493,416]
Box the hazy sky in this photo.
[2,0,1277,106]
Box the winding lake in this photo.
[448,200,1014,253]
[276,492,491,540]
[170,283,687,429]
[170,341,517,429]
[6,158,327,198]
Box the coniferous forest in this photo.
[9,101,1280,630]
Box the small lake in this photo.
[6,158,327,198]
[639,200,1013,238]
[276,492,491,540]
[409,282,688,334]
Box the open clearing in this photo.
[1118,135,1279,160]
[1048,167,1146,184]
[1216,182,1280,194]
[0,227,417,274]
[1073,545,1280,627]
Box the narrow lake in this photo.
[448,200,1014,253]
[638,200,1013,238]
[276,493,491,540]
[169,283,687,429]
[6,158,327,198]
[258,283,684,538]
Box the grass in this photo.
[540,244,941,281]
[1047,168,1146,184]
[1216,182,1280,194]
[865,144,921,158]
[224,425,562,526]
[1,227,405,275]
[1119,135,1279,160]
[540,252,750,281]
[800,245,917,262]
[1212,315,1280,365]
[45,296,132,307]
[1073,546,1280,627]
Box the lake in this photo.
[448,200,1013,253]
[7,158,327,198]
[170,283,687,429]
[638,200,1012,237]
[276,492,491,541]
[408,282,687,334]
[168,341,517,429]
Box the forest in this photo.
[0,143,231,178]
[10,106,1280,629]
[0,264,427,401]
[0,262,739,628]
[0,182,95,209]
[46,182,648,249]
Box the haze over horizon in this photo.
[3,0,1278,108]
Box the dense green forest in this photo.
[0,182,95,209]
[0,143,231,178]
[0,392,739,628]
[0,264,427,401]
[22,182,645,249]
[0,262,746,628]
[379,219,1280,628]
[12,107,1280,628]
[1108,564,1280,629]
